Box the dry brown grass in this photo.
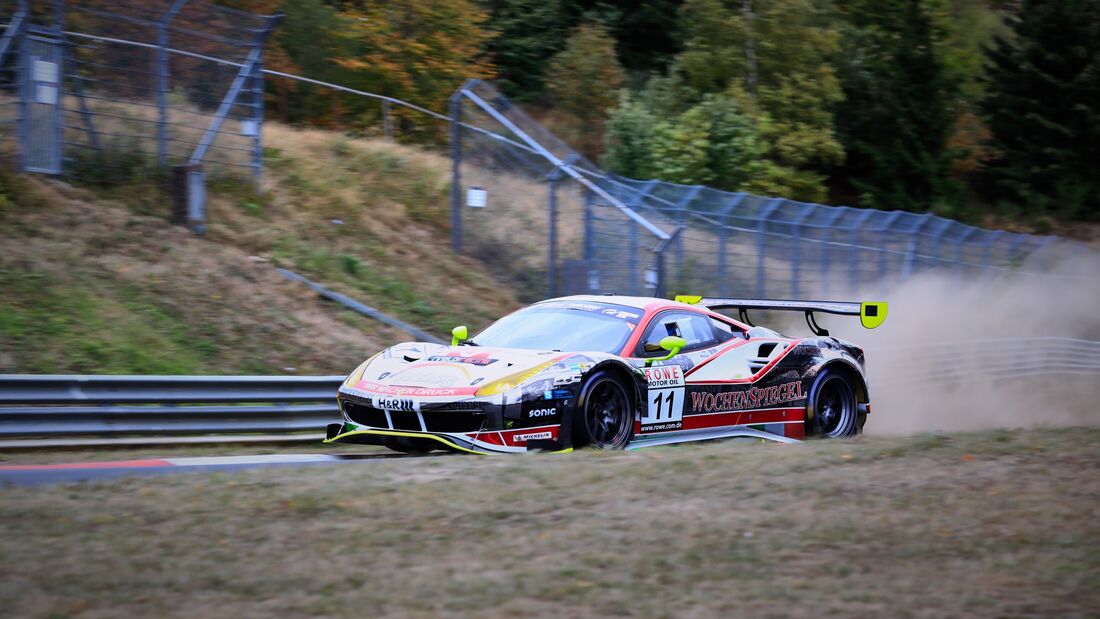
[1,427,1097,618]
[2,115,561,373]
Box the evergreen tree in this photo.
[981,0,1100,220]
[833,0,959,211]
[545,21,626,158]
[484,0,576,100]
[671,0,845,201]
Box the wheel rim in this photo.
[815,376,854,437]
[584,378,631,448]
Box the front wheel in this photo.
[807,369,862,438]
[573,371,634,449]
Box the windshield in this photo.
[472,301,642,353]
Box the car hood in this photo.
[352,343,572,392]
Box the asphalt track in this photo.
[0,453,424,487]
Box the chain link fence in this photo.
[0,0,279,231]
[450,80,1091,300]
[1,2,1093,303]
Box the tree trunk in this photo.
[742,0,758,98]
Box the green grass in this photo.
[0,125,523,374]
[1,428,1097,618]
[0,268,210,374]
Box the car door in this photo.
[631,309,741,432]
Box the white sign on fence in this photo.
[466,187,487,208]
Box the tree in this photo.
[981,0,1100,220]
[334,0,495,133]
[545,21,625,158]
[605,92,783,193]
[483,0,576,99]
[672,0,845,200]
[833,0,960,211]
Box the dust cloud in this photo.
[824,246,1100,434]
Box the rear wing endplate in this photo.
[674,296,887,336]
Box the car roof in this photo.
[542,294,692,312]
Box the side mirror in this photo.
[451,325,469,346]
[646,335,686,366]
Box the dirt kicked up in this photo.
[1,427,1098,618]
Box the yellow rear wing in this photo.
[674,296,887,336]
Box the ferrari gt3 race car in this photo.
[326,295,887,454]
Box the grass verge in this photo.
[1,427,1097,618]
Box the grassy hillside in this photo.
[1,427,1097,617]
[0,125,526,374]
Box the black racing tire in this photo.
[572,370,634,449]
[806,368,861,438]
[384,437,437,454]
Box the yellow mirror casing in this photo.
[646,335,686,366]
[451,325,469,346]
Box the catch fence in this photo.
[0,1,1092,304]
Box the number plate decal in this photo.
[641,365,685,429]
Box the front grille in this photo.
[389,410,421,431]
[421,410,486,433]
[343,401,388,428]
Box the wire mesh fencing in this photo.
[0,2,1093,303]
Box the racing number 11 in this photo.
[644,387,684,425]
[652,391,676,419]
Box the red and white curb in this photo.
[0,453,355,472]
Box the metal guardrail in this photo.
[1,337,1097,448]
[0,375,343,441]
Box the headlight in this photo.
[475,360,557,396]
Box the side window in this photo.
[710,317,741,344]
[638,311,717,356]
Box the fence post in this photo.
[901,238,917,280]
[629,220,638,296]
[382,99,392,141]
[547,165,562,298]
[157,0,188,167]
[789,203,814,297]
[250,53,264,186]
[755,198,783,298]
[716,194,745,296]
[583,189,594,261]
[819,208,847,298]
[673,185,702,279]
[848,210,876,293]
[449,90,463,252]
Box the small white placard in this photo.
[466,187,487,208]
[35,84,57,105]
[644,267,659,289]
[33,59,58,84]
[240,119,258,137]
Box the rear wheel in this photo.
[573,371,634,449]
[807,369,861,438]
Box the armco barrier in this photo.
[2,338,1097,446]
[0,375,344,439]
